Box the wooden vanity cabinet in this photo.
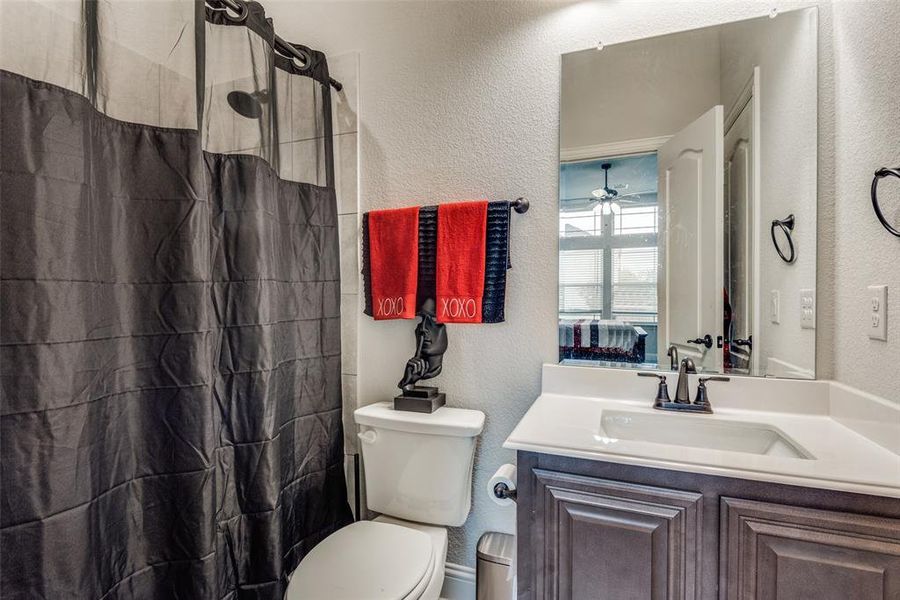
[516,451,900,600]
[721,497,900,599]
[531,469,704,600]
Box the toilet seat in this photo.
[374,516,448,600]
[285,520,438,599]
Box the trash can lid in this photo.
[476,532,515,566]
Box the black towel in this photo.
[481,201,511,323]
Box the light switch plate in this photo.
[800,289,815,329]
[770,290,780,324]
[868,285,887,341]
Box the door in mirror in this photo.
[658,105,724,373]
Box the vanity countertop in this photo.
[504,365,900,498]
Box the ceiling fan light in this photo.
[600,200,621,216]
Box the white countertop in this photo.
[503,365,900,498]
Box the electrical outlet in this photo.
[868,285,888,341]
[770,290,780,324]
[800,289,816,329]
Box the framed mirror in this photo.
[558,8,817,378]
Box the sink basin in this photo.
[597,410,814,459]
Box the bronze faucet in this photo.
[674,357,697,403]
[638,358,729,413]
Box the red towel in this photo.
[368,206,419,320]
[436,200,488,323]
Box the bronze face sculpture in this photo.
[395,299,448,412]
[398,299,448,390]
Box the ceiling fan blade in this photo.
[560,197,601,212]
[591,188,616,199]
[561,196,602,203]
[615,191,658,203]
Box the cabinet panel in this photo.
[721,497,900,600]
[534,469,703,599]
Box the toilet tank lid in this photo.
[355,402,485,437]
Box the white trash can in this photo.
[476,532,515,600]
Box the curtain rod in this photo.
[210,0,343,92]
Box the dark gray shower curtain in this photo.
[0,2,352,598]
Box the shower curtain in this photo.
[0,1,352,598]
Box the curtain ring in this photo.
[771,214,796,264]
[290,48,311,71]
[206,0,248,23]
[872,168,900,238]
[274,42,311,71]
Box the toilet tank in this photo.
[354,402,485,527]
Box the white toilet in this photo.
[285,401,486,600]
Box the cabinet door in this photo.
[721,497,900,600]
[534,469,703,600]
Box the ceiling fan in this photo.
[561,163,655,214]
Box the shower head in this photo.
[227,90,265,119]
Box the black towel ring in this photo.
[871,167,900,238]
[771,214,796,264]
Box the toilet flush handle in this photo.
[358,430,377,445]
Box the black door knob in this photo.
[687,334,714,349]
[732,337,753,351]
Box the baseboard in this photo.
[440,562,476,600]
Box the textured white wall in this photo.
[831,1,900,400]
[267,0,900,567]
[560,27,721,150]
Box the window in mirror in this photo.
[559,154,659,367]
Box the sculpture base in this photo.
[394,386,446,413]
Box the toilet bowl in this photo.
[285,402,485,599]
[285,516,448,600]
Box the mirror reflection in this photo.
[559,8,818,378]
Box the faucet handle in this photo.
[638,372,671,407]
[694,376,730,409]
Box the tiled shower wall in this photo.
[328,52,362,518]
